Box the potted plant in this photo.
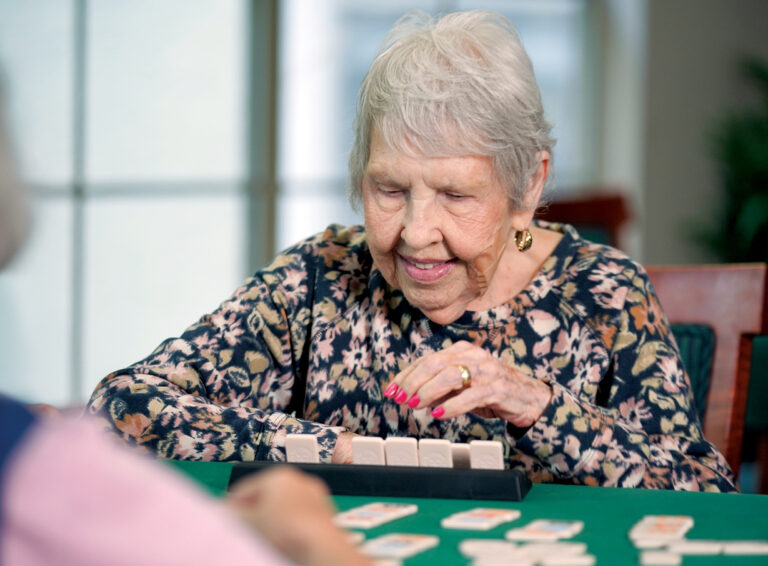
[696,57,768,262]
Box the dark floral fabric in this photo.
[87,222,736,492]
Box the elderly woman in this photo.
[88,11,735,491]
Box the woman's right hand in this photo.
[225,466,371,566]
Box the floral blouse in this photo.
[87,222,736,492]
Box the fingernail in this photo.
[394,390,408,404]
[407,395,420,408]
[431,406,445,418]
[383,383,398,398]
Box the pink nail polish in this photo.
[383,383,397,398]
[431,406,445,418]
[407,395,420,408]
[394,390,408,403]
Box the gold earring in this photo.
[515,229,533,252]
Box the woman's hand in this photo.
[383,341,552,428]
[331,431,357,464]
[225,467,371,566]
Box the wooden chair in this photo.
[536,191,631,249]
[645,263,768,477]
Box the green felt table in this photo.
[168,460,768,565]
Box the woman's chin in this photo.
[407,296,467,325]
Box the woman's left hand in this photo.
[383,341,552,428]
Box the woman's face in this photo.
[362,127,533,325]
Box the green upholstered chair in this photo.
[745,335,768,492]
[646,264,768,478]
[670,323,716,424]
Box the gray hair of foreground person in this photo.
[348,10,555,211]
[0,84,28,270]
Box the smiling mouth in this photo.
[399,255,457,282]
[408,259,447,269]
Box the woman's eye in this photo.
[379,186,404,197]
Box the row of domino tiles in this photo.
[285,434,505,469]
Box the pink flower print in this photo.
[553,323,581,356]
[175,430,219,460]
[568,363,602,393]
[618,398,653,429]
[350,314,370,342]
[342,339,371,373]
[594,260,625,277]
[472,304,512,326]
[325,408,344,428]
[407,328,426,349]
[341,402,381,434]
[670,469,700,491]
[548,453,570,474]
[313,335,335,364]
[533,336,552,358]
[158,403,195,429]
[166,338,194,355]
[210,312,245,346]
[192,332,218,351]
[594,282,628,310]
[330,274,351,301]
[575,446,604,476]
[281,268,308,306]
[528,271,558,301]
[257,370,293,409]
[135,351,171,370]
[588,274,617,297]
[375,346,396,372]
[572,331,603,367]
[563,434,582,460]
[657,434,690,456]
[534,358,560,380]
[648,443,677,466]
[656,354,686,390]
[383,403,400,427]
[358,368,379,395]
[217,293,250,314]
[314,374,335,403]
[526,309,560,336]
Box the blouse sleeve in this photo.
[509,263,737,492]
[86,242,343,463]
[3,417,293,566]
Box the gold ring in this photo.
[458,365,472,388]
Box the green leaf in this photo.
[735,193,768,246]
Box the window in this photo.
[0,0,248,404]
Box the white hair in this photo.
[349,10,555,210]
[0,81,29,270]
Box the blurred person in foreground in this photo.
[0,83,368,566]
[88,10,736,492]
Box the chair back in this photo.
[536,191,631,249]
[645,264,768,476]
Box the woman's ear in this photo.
[523,151,550,209]
[510,151,550,229]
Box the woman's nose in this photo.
[400,197,441,249]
